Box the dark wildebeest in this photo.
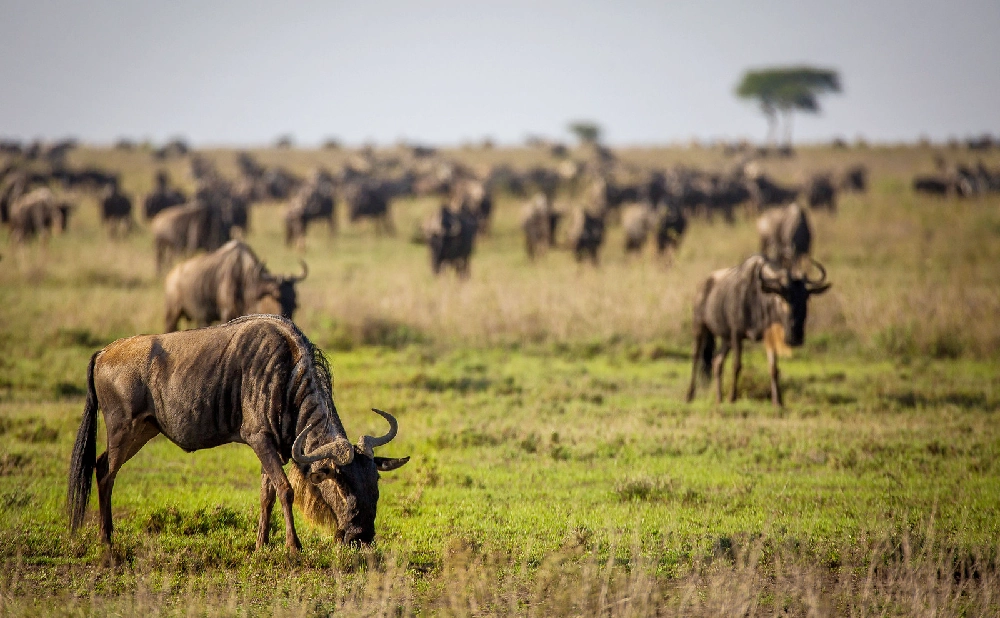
[655,204,687,257]
[8,187,73,243]
[450,178,492,234]
[686,255,830,407]
[748,174,800,211]
[163,240,308,332]
[426,204,479,277]
[804,174,837,213]
[520,193,562,260]
[100,181,134,236]
[142,171,187,221]
[345,181,394,235]
[143,171,187,220]
[756,202,812,268]
[284,170,337,249]
[150,201,233,274]
[912,175,952,196]
[67,315,409,551]
[567,207,606,265]
[840,165,868,193]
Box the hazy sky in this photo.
[2,1,997,146]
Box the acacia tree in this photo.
[567,120,602,145]
[735,67,841,147]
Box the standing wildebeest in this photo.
[747,173,800,211]
[68,315,410,550]
[100,181,134,236]
[804,174,837,213]
[8,187,73,243]
[151,201,233,274]
[143,171,187,220]
[566,207,606,265]
[425,204,479,276]
[622,203,656,254]
[655,204,687,257]
[756,202,812,268]
[686,255,830,407]
[450,178,493,234]
[344,181,394,235]
[284,170,337,249]
[163,240,308,332]
[840,165,868,193]
[520,193,562,260]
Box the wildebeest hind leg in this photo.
[256,472,277,549]
[728,338,743,403]
[712,340,731,403]
[96,420,160,546]
[246,434,301,551]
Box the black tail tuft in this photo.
[68,352,99,532]
[699,333,715,383]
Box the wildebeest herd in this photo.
[6,136,992,554]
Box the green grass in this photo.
[1,144,999,615]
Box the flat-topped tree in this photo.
[735,66,841,148]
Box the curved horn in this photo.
[805,257,827,286]
[357,409,398,458]
[291,260,308,283]
[291,421,354,466]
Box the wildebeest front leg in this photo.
[712,339,731,403]
[729,337,743,403]
[256,472,276,549]
[246,434,301,551]
[766,347,783,407]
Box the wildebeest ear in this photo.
[308,466,338,484]
[808,282,832,296]
[374,456,410,471]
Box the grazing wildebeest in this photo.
[425,204,479,276]
[163,240,308,331]
[143,171,187,220]
[520,193,562,260]
[912,175,952,196]
[804,174,837,213]
[566,207,606,265]
[68,315,409,551]
[284,170,337,249]
[150,201,232,274]
[756,202,812,268]
[8,187,73,243]
[100,182,134,236]
[686,255,830,407]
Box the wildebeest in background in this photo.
[566,207,606,265]
[747,173,800,211]
[804,174,837,212]
[67,315,409,550]
[450,178,493,234]
[143,171,187,220]
[284,170,337,249]
[150,201,233,274]
[912,175,953,196]
[99,181,134,236]
[163,240,308,331]
[520,193,562,260]
[7,187,73,243]
[840,165,868,193]
[686,255,830,407]
[425,204,479,276]
[655,204,688,257]
[757,202,812,268]
[622,203,657,254]
[344,181,394,235]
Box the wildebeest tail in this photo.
[699,333,715,382]
[68,352,99,532]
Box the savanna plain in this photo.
[1,144,999,616]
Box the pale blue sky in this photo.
[1,1,997,146]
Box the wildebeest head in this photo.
[295,409,409,544]
[760,259,831,347]
[257,261,308,319]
